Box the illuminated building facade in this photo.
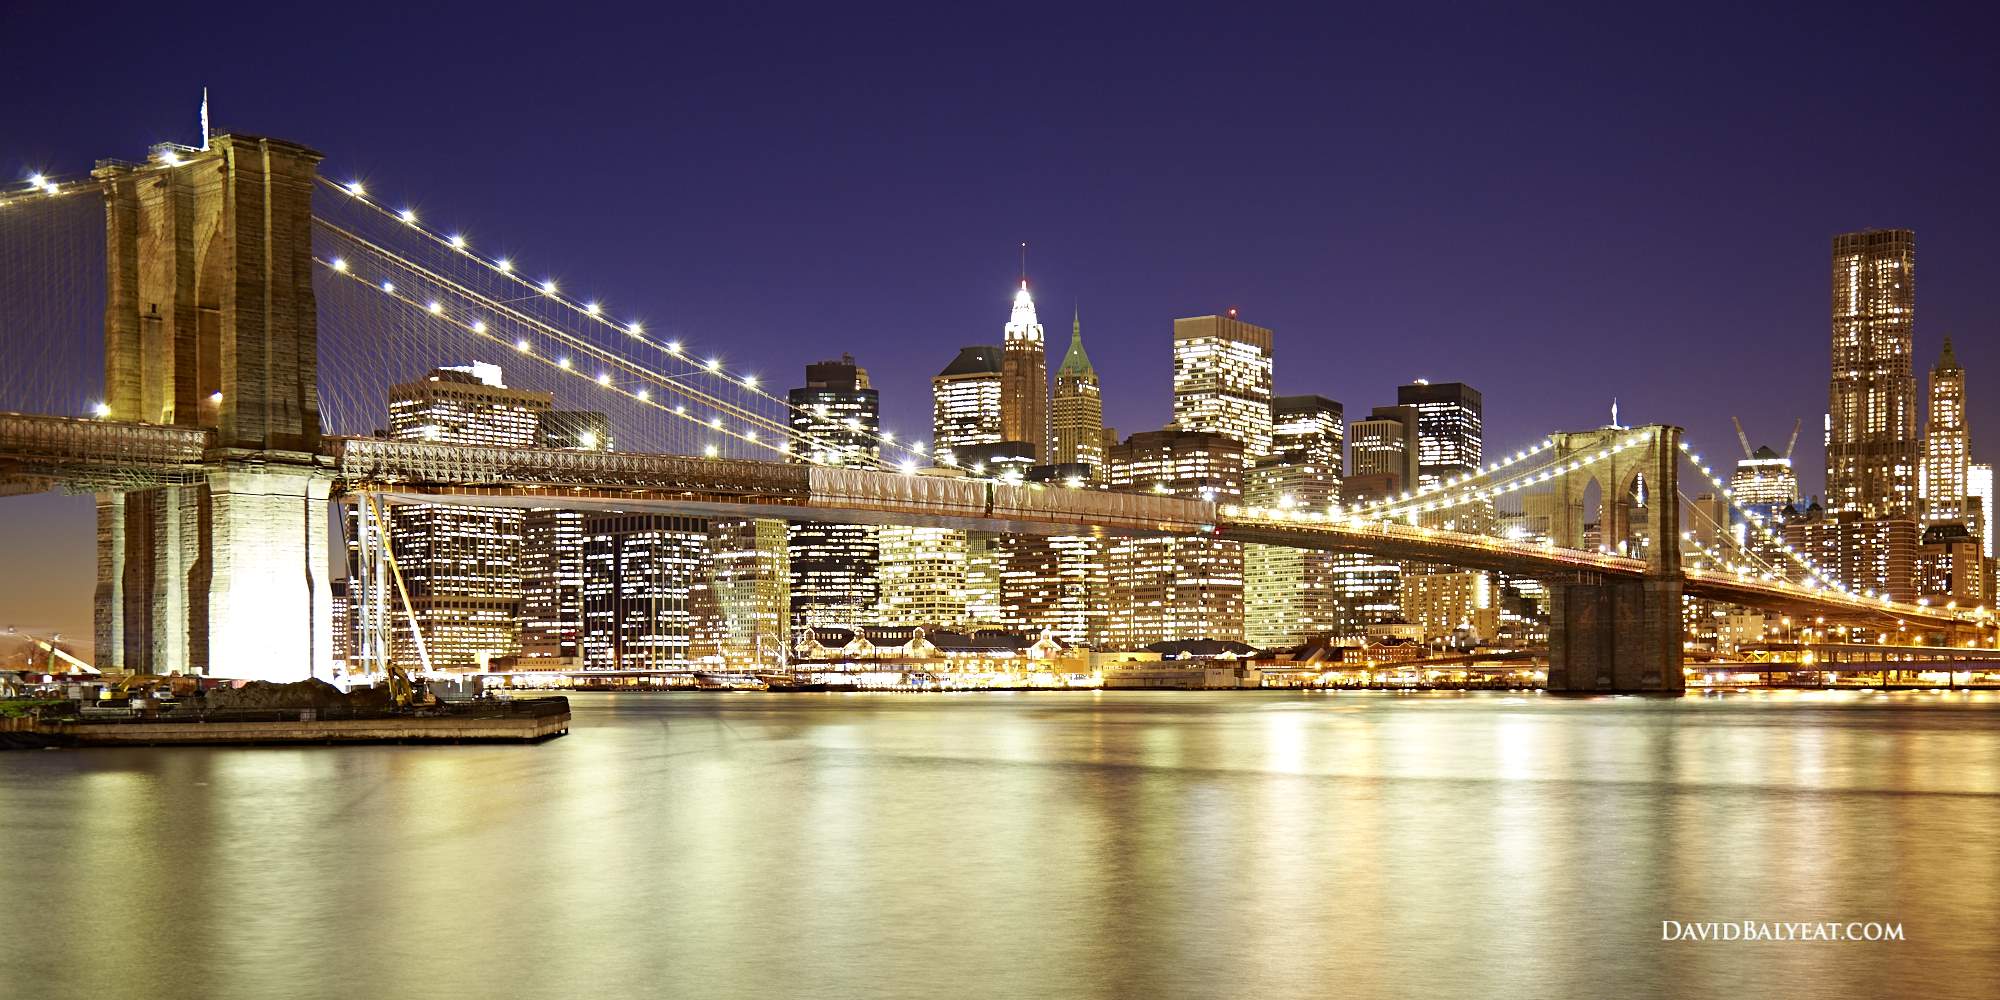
[933,345,1005,463]
[1051,312,1104,474]
[1172,313,1273,464]
[1917,522,1985,607]
[1104,428,1245,646]
[1971,464,1995,559]
[1397,380,1482,489]
[1922,337,1968,524]
[581,514,708,671]
[1826,229,1919,518]
[1731,447,1799,510]
[1783,508,1919,604]
[520,509,587,661]
[1271,395,1344,470]
[1328,467,1405,634]
[694,518,790,668]
[1349,405,1419,493]
[1244,452,1343,646]
[787,357,881,629]
[877,525,968,625]
[1000,280,1049,459]
[1400,571,1497,643]
[382,366,552,668]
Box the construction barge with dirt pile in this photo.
[0,678,571,749]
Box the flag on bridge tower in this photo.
[199,88,210,150]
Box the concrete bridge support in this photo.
[91,135,333,682]
[1544,425,1685,693]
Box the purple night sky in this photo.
[5,4,1996,649]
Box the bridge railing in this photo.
[327,437,811,496]
[0,412,211,490]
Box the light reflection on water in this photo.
[3,690,1998,999]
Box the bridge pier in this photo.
[1547,577,1685,693]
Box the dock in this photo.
[0,697,570,749]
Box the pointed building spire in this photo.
[1058,306,1095,376]
[1936,335,1959,371]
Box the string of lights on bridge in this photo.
[319,175,935,468]
[1675,439,1848,594]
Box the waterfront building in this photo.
[1400,571,1497,644]
[1104,428,1245,646]
[1922,337,1969,525]
[1051,311,1105,475]
[1000,280,1049,459]
[1397,380,1482,490]
[581,514,708,671]
[787,356,881,630]
[877,525,969,626]
[383,366,552,668]
[1826,229,1920,518]
[933,346,1005,464]
[1172,312,1273,464]
[694,518,790,668]
[1244,451,1343,646]
[520,509,587,661]
[1917,522,1986,607]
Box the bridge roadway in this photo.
[0,419,1968,633]
[327,436,1968,632]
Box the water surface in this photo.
[4,690,1997,999]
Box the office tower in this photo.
[1731,447,1800,510]
[1783,507,1919,603]
[539,410,611,451]
[1922,337,1969,524]
[1052,311,1105,474]
[1000,279,1048,459]
[1400,571,1497,643]
[520,509,587,661]
[1172,312,1273,464]
[1104,428,1245,646]
[1271,395,1345,471]
[1244,451,1344,646]
[1349,405,1420,497]
[581,514,709,671]
[1397,380,1483,490]
[877,526,968,625]
[1971,464,1995,558]
[1826,229,1919,517]
[694,518,790,668]
[1917,523,1986,606]
[383,366,552,668]
[964,532,1004,625]
[787,357,881,629]
[933,346,1006,462]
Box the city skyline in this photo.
[4,6,1998,643]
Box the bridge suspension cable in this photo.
[1675,439,1846,593]
[314,175,929,466]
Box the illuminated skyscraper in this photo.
[581,514,708,671]
[1731,446,1800,510]
[1348,405,1419,496]
[694,518,790,668]
[1000,280,1048,459]
[1245,451,1343,646]
[877,525,968,625]
[382,366,552,668]
[1051,311,1104,474]
[1104,428,1245,646]
[1971,464,1995,559]
[520,508,587,662]
[933,345,1005,462]
[1397,381,1482,489]
[1172,312,1273,464]
[787,357,881,629]
[1826,229,1919,517]
[1922,337,1968,524]
[1270,395,1344,470]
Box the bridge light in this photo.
[380,280,395,293]
[470,320,488,334]
[540,279,559,295]
[209,391,222,404]
[879,429,893,442]
[912,442,926,454]
[674,405,687,416]
[496,258,513,273]
[448,234,467,250]
[709,417,722,429]
[627,321,644,336]
[398,208,418,225]
[704,444,719,458]
[596,372,610,386]
[513,337,528,351]
[899,459,918,474]
[585,301,601,316]
[666,340,682,354]
[558,357,572,370]
[426,300,442,314]
[331,257,348,272]
[704,357,721,372]
[635,389,649,401]
[29,173,46,187]
[91,402,110,418]
[742,374,759,388]
[161,150,183,166]
[344,180,366,197]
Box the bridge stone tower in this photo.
[1544,424,1684,693]
[91,135,334,681]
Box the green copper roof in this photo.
[1936,335,1959,371]
[1057,310,1095,377]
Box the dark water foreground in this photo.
[3,690,1997,999]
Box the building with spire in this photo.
[1922,336,1970,526]
[1052,310,1104,475]
[1000,279,1049,460]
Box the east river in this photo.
[4,690,1999,999]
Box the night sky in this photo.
[5,3,1996,649]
